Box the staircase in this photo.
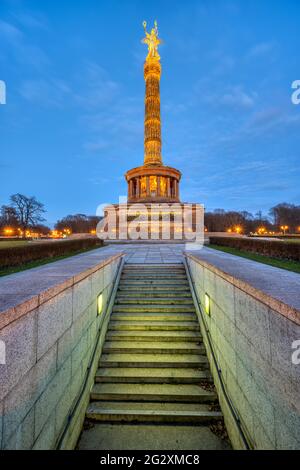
[78,264,229,450]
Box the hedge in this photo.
[0,238,104,269]
[209,237,300,262]
[0,238,31,242]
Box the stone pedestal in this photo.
[99,203,204,242]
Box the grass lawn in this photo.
[0,245,103,277]
[0,240,29,249]
[209,244,300,274]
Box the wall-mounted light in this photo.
[204,293,211,316]
[97,293,103,315]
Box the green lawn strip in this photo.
[0,245,103,277]
[208,244,300,274]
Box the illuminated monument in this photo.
[100,21,203,242]
[125,21,181,203]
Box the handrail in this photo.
[183,254,251,450]
[56,254,125,449]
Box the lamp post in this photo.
[280,225,289,235]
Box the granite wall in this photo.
[0,249,122,449]
[186,251,300,450]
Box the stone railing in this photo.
[0,248,123,449]
[186,248,300,450]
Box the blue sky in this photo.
[0,0,299,226]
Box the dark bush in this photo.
[0,238,103,269]
[209,237,300,262]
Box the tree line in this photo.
[1,193,300,236]
[205,204,300,233]
[55,214,101,233]
[0,194,101,237]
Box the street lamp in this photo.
[4,227,14,236]
[280,225,289,235]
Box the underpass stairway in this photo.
[78,264,230,450]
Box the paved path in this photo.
[104,243,186,264]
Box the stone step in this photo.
[77,423,230,450]
[103,341,205,355]
[100,352,209,369]
[122,268,186,272]
[87,401,213,411]
[86,402,222,424]
[117,291,192,298]
[118,285,190,291]
[122,268,186,276]
[113,304,195,313]
[106,330,201,342]
[123,265,185,268]
[121,275,187,280]
[119,280,189,286]
[124,263,184,265]
[111,313,197,322]
[90,383,217,403]
[123,266,185,270]
[123,269,185,272]
[122,273,186,277]
[108,321,200,331]
[95,367,212,384]
[115,297,194,305]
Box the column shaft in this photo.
[144,59,162,166]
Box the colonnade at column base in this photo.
[125,165,182,204]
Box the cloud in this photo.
[221,86,256,109]
[19,78,71,106]
[162,102,188,114]
[244,107,300,136]
[73,62,120,109]
[81,89,143,154]
[247,41,277,59]
[19,61,120,110]
[88,175,124,185]
[81,100,143,156]
[213,55,236,75]
[201,161,271,184]
[248,107,282,128]
[0,18,50,70]
[233,161,271,172]
[204,86,257,111]
[12,11,49,31]
[0,19,23,43]
[0,161,10,169]
[83,140,109,152]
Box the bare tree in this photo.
[0,205,19,228]
[10,194,46,236]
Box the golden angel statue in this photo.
[142,20,162,60]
